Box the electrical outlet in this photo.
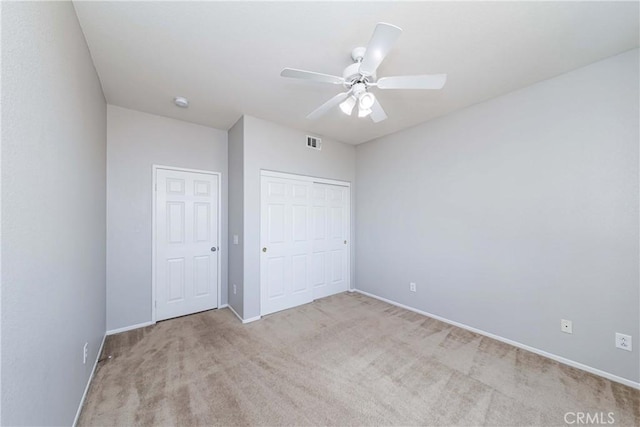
[233,284,237,295]
[615,333,632,351]
[561,319,572,334]
[233,235,239,245]
[409,282,416,292]
[83,342,88,364]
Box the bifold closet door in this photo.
[260,176,314,316]
[311,184,350,299]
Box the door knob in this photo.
[262,247,267,253]
[211,247,217,252]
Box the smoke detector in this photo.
[174,96,189,108]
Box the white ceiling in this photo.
[73,1,639,145]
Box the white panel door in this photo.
[260,176,313,315]
[311,183,350,299]
[156,168,219,321]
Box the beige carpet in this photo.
[79,293,639,426]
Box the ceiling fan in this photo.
[280,22,447,123]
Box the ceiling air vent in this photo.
[306,135,322,151]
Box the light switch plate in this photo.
[616,333,632,351]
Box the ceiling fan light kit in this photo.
[358,107,372,118]
[280,22,447,123]
[339,96,356,115]
[359,92,375,110]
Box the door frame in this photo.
[151,164,222,323]
[259,170,352,316]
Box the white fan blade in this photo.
[359,22,402,76]
[370,98,388,123]
[377,74,447,90]
[306,91,352,120]
[281,68,345,85]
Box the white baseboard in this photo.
[73,333,106,427]
[227,304,261,324]
[106,321,155,336]
[242,315,261,324]
[108,304,229,335]
[354,289,640,390]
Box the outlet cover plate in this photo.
[615,333,632,351]
[561,319,572,334]
[409,282,416,292]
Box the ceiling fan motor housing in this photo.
[342,61,375,87]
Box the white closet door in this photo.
[260,176,313,316]
[155,169,219,321]
[311,183,350,299]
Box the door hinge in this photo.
[155,300,157,308]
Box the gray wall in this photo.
[241,116,356,320]
[228,117,244,317]
[1,2,107,424]
[106,105,228,331]
[356,49,639,382]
